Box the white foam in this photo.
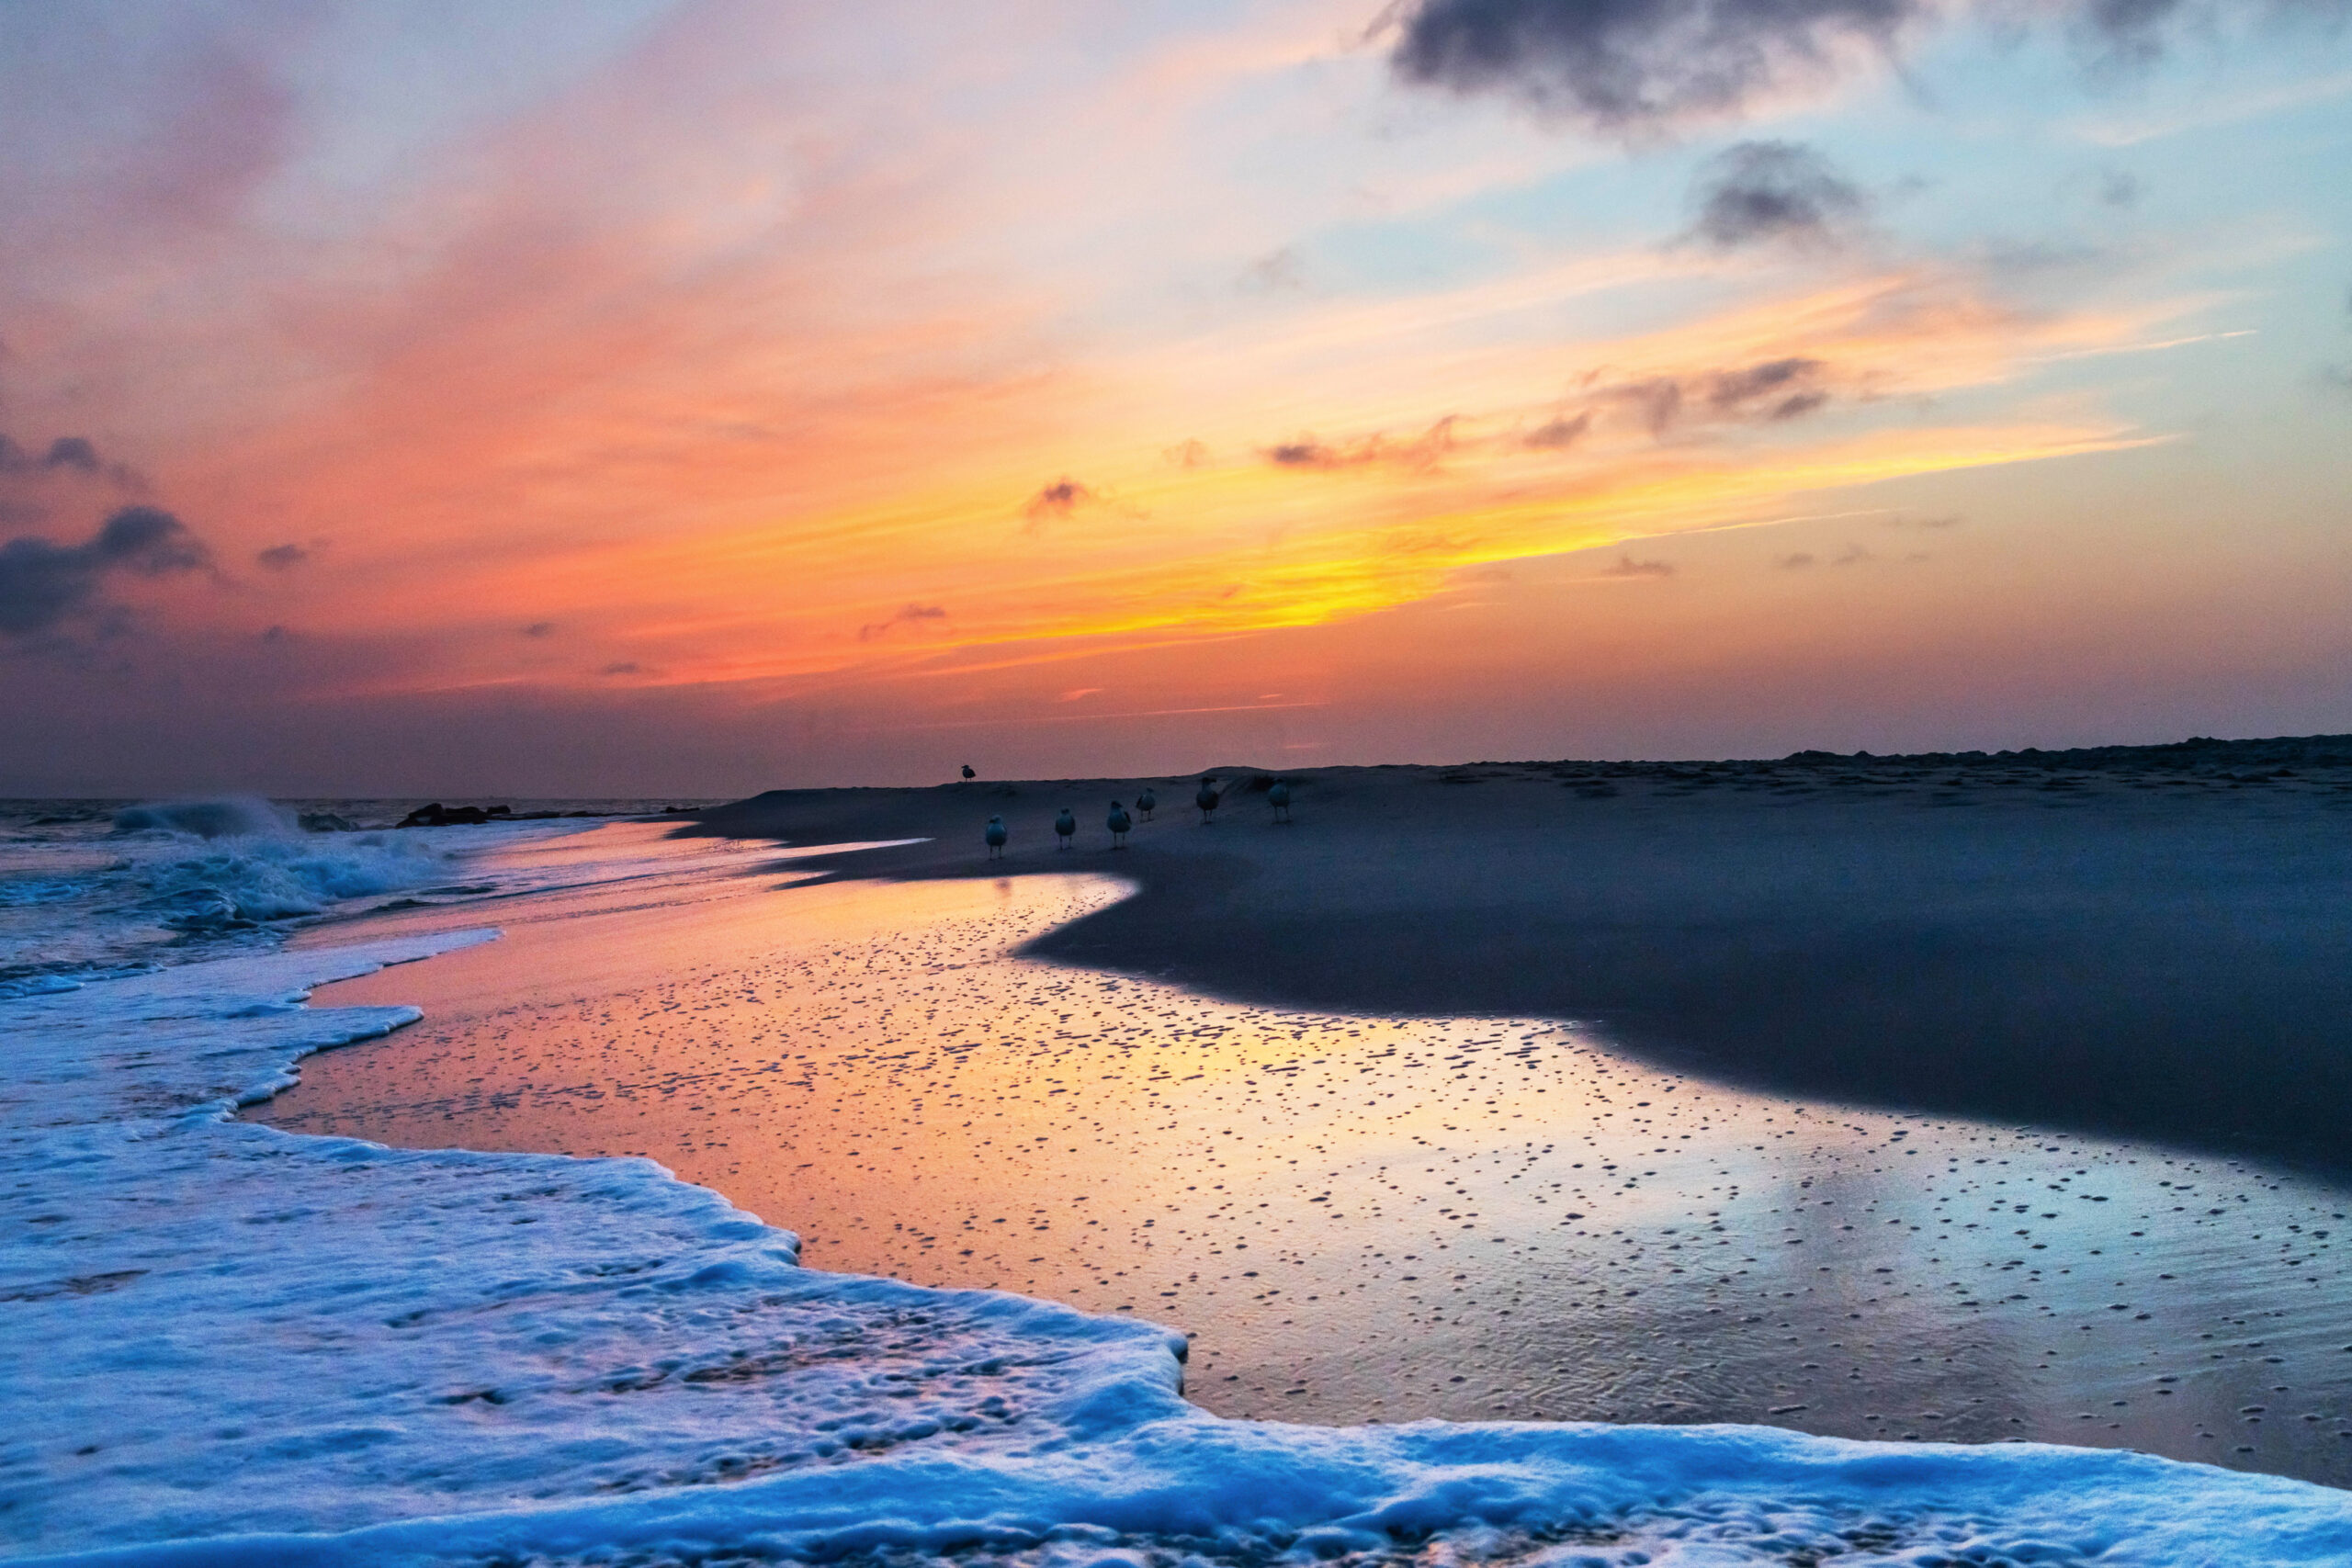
[3,918,2348,1562]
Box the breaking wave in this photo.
[129,834,452,931]
[112,795,300,840]
[103,795,454,931]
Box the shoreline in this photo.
[263,846,2352,1484]
[682,739,2352,1171]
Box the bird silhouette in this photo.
[961,764,976,780]
[1269,779,1292,823]
[1054,807,1076,848]
[1107,800,1132,848]
[1195,777,1220,825]
[1136,788,1157,822]
[984,816,1008,859]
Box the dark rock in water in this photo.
[298,812,358,833]
[396,803,508,828]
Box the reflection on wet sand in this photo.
[264,831,2352,1487]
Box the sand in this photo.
[256,754,2352,1488]
[684,739,2352,1171]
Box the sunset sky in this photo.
[3,0,2347,795]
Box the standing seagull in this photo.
[1054,807,1077,849]
[961,764,976,780]
[1136,788,1157,822]
[1268,779,1292,823]
[984,816,1008,859]
[1107,800,1132,848]
[1195,777,1220,825]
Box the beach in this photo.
[14,748,2352,1562]
[250,739,2352,1492]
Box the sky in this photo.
[1,0,2347,795]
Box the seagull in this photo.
[1054,807,1076,848]
[1136,788,1157,822]
[961,764,976,780]
[984,816,1008,859]
[1107,800,1132,848]
[1195,777,1220,825]
[1269,779,1292,823]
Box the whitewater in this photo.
[3,809,2349,1564]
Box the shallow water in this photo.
[260,825,2352,1489]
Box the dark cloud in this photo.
[1690,141,1865,249]
[1778,551,1818,568]
[1600,554,1676,577]
[0,432,145,494]
[1390,0,1921,132]
[260,623,289,643]
[1583,357,1834,437]
[2098,168,2143,208]
[1023,478,1095,531]
[1,433,118,476]
[1603,378,1685,435]
[1387,0,2325,132]
[40,436,99,473]
[1707,355,1828,419]
[857,603,949,643]
[523,620,558,638]
[1524,411,1592,448]
[1884,512,1963,529]
[0,505,210,637]
[255,542,309,570]
[1269,438,1347,468]
[600,661,644,676]
[1270,418,1460,472]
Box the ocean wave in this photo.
[112,795,301,840]
[127,833,454,931]
[74,795,458,931]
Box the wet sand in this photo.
[259,813,2352,1489]
[686,739,2352,1170]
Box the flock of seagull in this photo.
[981,776,1292,858]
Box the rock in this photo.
[396,803,501,828]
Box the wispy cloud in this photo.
[858,602,950,642]
[1267,417,1459,471]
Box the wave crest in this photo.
[133,834,452,931]
[114,796,300,840]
